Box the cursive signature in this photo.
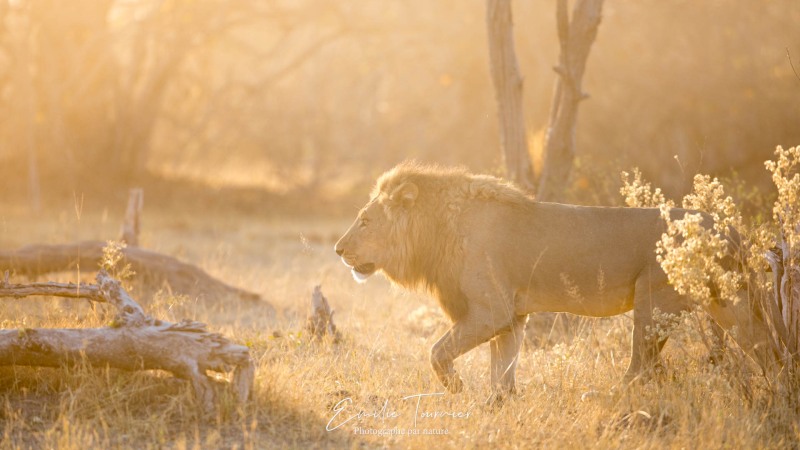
[326,393,472,431]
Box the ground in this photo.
[0,200,796,449]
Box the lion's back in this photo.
[455,202,671,313]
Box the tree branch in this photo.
[787,48,800,83]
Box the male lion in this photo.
[335,162,776,401]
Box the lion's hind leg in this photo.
[625,271,690,383]
[704,293,781,374]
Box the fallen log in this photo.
[0,271,254,414]
[0,241,262,303]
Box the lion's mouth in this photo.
[353,263,376,276]
[350,263,376,283]
[340,257,377,282]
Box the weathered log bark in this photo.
[486,0,535,191]
[537,0,604,201]
[0,280,104,303]
[0,271,254,414]
[120,188,143,247]
[0,241,262,303]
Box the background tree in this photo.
[0,0,796,211]
[486,0,535,191]
[486,0,603,200]
[538,0,603,201]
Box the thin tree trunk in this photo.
[537,0,604,201]
[486,0,535,191]
[26,134,40,213]
[16,30,41,212]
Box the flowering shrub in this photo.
[622,146,800,382]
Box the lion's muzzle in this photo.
[337,253,377,283]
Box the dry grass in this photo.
[0,203,798,449]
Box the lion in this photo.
[334,162,777,402]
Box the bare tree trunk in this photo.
[486,0,535,191]
[537,0,604,202]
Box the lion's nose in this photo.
[335,246,344,257]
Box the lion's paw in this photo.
[443,373,464,394]
[485,393,505,408]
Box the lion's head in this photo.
[334,162,473,320]
[334,162,530,320]
[334,176,419,283]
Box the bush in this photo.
[622,145,800,396]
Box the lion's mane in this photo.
[372,162,533,320]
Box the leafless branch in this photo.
[787,48,800,83]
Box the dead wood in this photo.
[0,240,262,303]
[305,285,339,341]
[0,271,254,414]
[0,187,266,308]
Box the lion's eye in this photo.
[359,218,369,228]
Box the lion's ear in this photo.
[391,182,419,209]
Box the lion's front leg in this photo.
[488,314,528,405]
[431,319,499,394]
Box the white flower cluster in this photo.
[766,146,800,252]
[656,174,743,306]
[619,168,672,209]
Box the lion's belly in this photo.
[516,283,635,317]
